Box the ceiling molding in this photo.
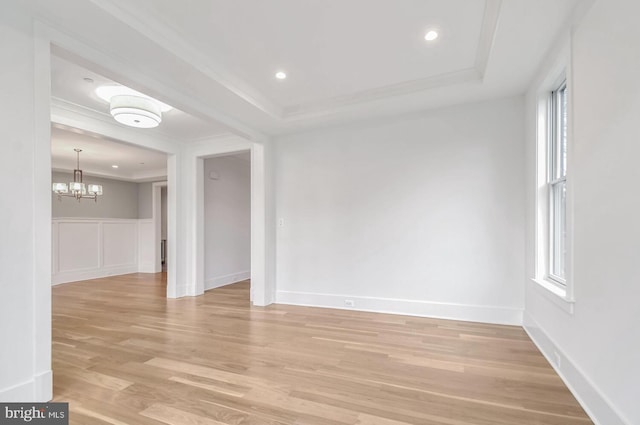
[85,0,502,124]
[282,0,501,120]
[88,0,284,120]
[474,0,502,78]
[51,96,176,141]
[51,166,166,183]
[282,68,481,120]
[36,18,265,142]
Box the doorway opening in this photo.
[203,151,251,296]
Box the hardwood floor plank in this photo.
[52,273,592,425]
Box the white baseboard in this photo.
[0,370,52,402]
[523,312,630,425]
[52,264,138,285]
[275,290,523,326]
[205,271,250,291]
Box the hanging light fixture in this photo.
[52,149,103,202]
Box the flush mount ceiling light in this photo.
[110,95,162,128]
[96,85,172,129]
[275,71,287,80]
[424,30,439,41]
[52,149,103,202]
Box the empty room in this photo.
[0,1,638,425]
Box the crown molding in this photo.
[282,68,482,120]
[51,96,177,142]
[475,0,502,78]
[52,166,167,183]
[282,0,501,120]
[88,0,284,120]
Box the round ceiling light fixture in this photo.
[424,30,439,41]
[275,71,287,80]
[96,85,172,129]
[110,95,162,128]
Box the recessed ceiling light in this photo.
[275,71,287,80]
[424,30,439,41]
[112,165,119,169]
[83,77,94,84]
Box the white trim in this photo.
[183,136,272,306]
[532,35,576,303]
[276,291,523,326]
[33,18,53,403]
[205,271,250,291]
[474,0,502,77]
[524,313,631,425]
[529,278,574,315]
[53,264,138,285]
[52,218,141,285]
[0,370,52,402]
[88,0,283,121]
[283,68,481,119]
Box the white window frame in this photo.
[548,79,567,285]
[533,61,575,311]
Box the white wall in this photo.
[275,97,525,324]
[203,154,251,290]
[0,5,51,401]
[52,171,139,219]
[524,1,639,424]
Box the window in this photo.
[548,80,567,284]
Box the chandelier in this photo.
[52,149,103,202]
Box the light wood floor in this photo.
[52,273,592,425]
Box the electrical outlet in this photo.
[278,218,285,227]
[554,351,562,369]
[344,299,355,307]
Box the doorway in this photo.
[203,151,251,293]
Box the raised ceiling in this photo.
[32,0,583,136]
[129,0,487,107]
[51,125,168,182]
[85,0,581,131]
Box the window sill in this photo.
[530,278,575,315]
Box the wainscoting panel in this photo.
[137,219,156,273]
[52,218,141,285]
[103,222,137,267]
[57,221,101,273]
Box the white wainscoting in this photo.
[137,219,156,273]
[52,218,155,285]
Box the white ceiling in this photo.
[51,125,168,182]
[83,0,581,131]
[37,0,584,137]
[50,55,230,141]
[134,0,487,107]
